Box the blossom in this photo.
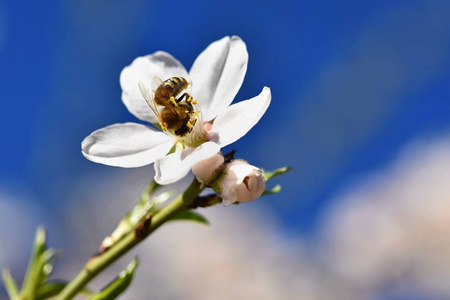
[82,36,271,185]
[213,160,266,206]
[191,153,225,185]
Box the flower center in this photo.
[142,76,208,147]
[176,110,207,147]
[162,97,207,147]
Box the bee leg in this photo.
[177,93,192,103]
[180,94,196,104]
[177,93,187,102]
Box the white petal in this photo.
[222,197,237,207]
[209,87,271,147]
[154,142,221,185]
[189,36,248,121]
[82,123,174,168]
[120,52,189,123]
[192,153,225,184]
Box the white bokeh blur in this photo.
[3,132,450,299]
[321,133,450,298]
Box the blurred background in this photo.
[1,0,450,299]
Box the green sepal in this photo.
[261,167,290,199]
[262,184,281,196]
[88,258,139,300]
[170,210,209,225]
[263,167,292,181]
[35,281,93,300]
[2,269,19,299]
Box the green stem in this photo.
[56,179,202,300]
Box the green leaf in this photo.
[36,282,66,300]
[262,184,281,196]
[36,249,61,285]
[19,227,61,300]
[36,281,93,300]
[263,167,292,181]
[170,210,209,225]
[89,258,139,300]
[21,226,48,299]
[2,269,19,299]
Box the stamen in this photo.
[187,97,193,103]
[192,100,197,104]
[186,121,193,129]
[194,112,199,116]
[189,119,197,133]
[170,96,178,107]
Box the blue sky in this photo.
[1,0,450,259]
[2,0,450,299]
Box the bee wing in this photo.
[150,76,163,93]
[138,81,160,118]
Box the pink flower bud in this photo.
[218,160,266,206]
[192,153,225,184]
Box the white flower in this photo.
[215,160,266,206]
[82,36,271,185]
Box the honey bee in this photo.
[138,76,198,137]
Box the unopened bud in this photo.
[192,153,225,184]
[217,160,266,206]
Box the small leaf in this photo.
[263,167,292,181]
[36,282,66,300]
[2,269,19,299]
[36,281,93,300]
[21,226,48,299]
[36,249,61,285]
[262,184,282,196]
[170,210,209,225]
[89,258,139,300]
